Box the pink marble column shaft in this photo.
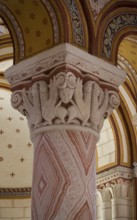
[31,130,97,220]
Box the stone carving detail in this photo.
[96,175,133,220]
[11,72,120,132]
[97,177,132,199]
[97,171,132,186]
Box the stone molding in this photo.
[97,172,132,187]
[97,166,133,188]
[97,167,133,201]
[5,44,125,86]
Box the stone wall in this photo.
[0,198,31,220]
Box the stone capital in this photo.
[5,44,125,139]
[97,166,133,199]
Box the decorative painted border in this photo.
[64,0,85,47]
[42,0,60,44]
[0,2,25,59]
[102,13,137,59]
[0,187,31,198]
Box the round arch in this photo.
[0,2,23,63]
[96,4,137,63]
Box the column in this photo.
[133,162,137,219]
[5,43,125,220]
[97,167,134,220]
[101,187,112,220]
[96,191,102,220]
[98,186,112,220]
[102,202,112,220]
[112,198,132,220]
[111,179,133,220]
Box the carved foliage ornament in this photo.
[97,178,132,199]
[11,72,120,132]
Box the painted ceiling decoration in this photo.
[0,17,13,64]
[102,13,137,61]
[64,0,87,48]
[0,0,136,198]
[0,0,137,64]
[0,0,89,63]
[0,2,25,61]
[42,0,60,44]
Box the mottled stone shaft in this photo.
[31,130,97,220]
